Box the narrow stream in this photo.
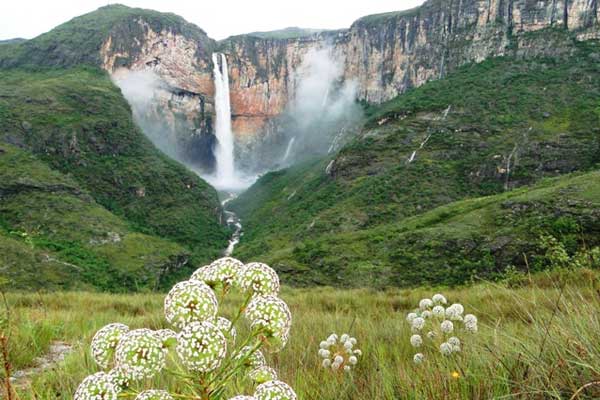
[221,193,243,256]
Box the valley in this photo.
[0,1,599,398]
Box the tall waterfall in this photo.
[212,53,236,188]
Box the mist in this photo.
[111,69,217,178]
[277,47,362,167]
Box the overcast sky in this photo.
[0,0,425,41]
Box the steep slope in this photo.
[230,41,600,286]
[0,4,214,69]
[0,144,190,291]
[233,168,600,287]
[0,67,229,279]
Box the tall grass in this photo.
[1,269,599,399]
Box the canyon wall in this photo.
[97,0,600,171]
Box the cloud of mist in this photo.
[112,69,179,158]
[112,69,218,180]
[277,46,362,166]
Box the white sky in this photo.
[0,0,425,41]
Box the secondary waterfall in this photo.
[212,53,236,188]
[282,137,296,162]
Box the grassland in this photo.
[1,268,599,399]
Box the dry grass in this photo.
[1,268,599,399]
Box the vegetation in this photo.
[230,43,600,287]
[353,7,422,28]
[0,4,213,68]
[2,269,599,399]
[227,27,326,41]
[0,67,229,290]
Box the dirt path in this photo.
[8,341,72,391]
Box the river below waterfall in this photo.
[221,193,243,256]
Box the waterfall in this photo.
[212,53,236,187]
[282,137,296,162]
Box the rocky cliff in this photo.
[57,1,600,171]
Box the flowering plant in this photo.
[318,333,362,372]
[406,294,478,364]
[75,257,296,400]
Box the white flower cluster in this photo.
[226,380,297,400]
[74,372,118,400]
[245,295,292,352]
[407,294,478,364]
[239,262,280,297]
[135,390,174,400]
[90,323,129,369]
[318,333,362,372]
[194,257,246,289]
[115,329,166,380]
[176,321,227,372]
[164,280,218,329]
[75,257,295,400]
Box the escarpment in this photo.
[8,1,596,172]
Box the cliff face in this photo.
[95,0,599,171]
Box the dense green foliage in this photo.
[0,68,229,289]
[0,4,213,68]
[231,43,600,286]
[0,144,189,291]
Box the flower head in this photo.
[440,342,453,356]
[318,332,361,372]
[239,262,280,296]
[190,265,213,283]
[413,353,425,364]
[410,334,423,348]
[440,320,454,334]
[248,366,278,383]
[176,321,227,372]
[115,329,166,381]
[233,346,266,370]
[155,329,177,350]
[164,280,218,329]
[432,294,447,305]
[107,366,130,390]
[74,372,118,400]
[432,305,445,317]
[205,257,246,288]
[135,390,174,400]
[411,317,425,331]
[406,312,418,323]
[465,321,478,333]
[245,295,292,352]
[229,397,256,400]
[254,380,297,400]
[446,303,464,320]
[419,298,433,310]
[91,323,129,369]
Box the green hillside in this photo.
[0,4,213,68]
[0,68,229,289]
[0,144,192,291]
[230,39,600,286]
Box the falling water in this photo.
[282,137,296,162]
[212,53,236,187]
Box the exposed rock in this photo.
[96,0,599,170]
